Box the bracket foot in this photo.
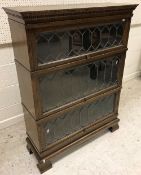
[109,124,119,132]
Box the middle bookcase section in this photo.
[39,54,121,114]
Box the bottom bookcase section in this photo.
[43,94,115,147]
[24,89,120,154]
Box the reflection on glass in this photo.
[39,56,120,112]
[44,94,115,146]
[37,23,123,65]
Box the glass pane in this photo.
[37,22,123,65]
[39,55,120,113]
[44,94,115,146]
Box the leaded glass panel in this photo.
[37,22,123,65]
[44,94,115,147]
[39,55,120,113]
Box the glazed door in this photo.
[38,53,123,114]
[40,92,116,149]
[35,21,125,68]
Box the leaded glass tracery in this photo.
[39,55,120,113]
[37,22,123,65]
[44,94,115,146]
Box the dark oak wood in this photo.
[37,160,52,174]
[4,3,137,173]
[109,124,119,132]
[3,3,137,25]
[8,19,32,70]
[16,61,36,116]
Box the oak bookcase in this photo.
[4,3,137,173]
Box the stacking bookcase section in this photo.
[24,88,120,153]
[4,3,137,71]
[38,52,125,114]
[16,50,126,120]
[36,21,124,66]
[4,3,137,173]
